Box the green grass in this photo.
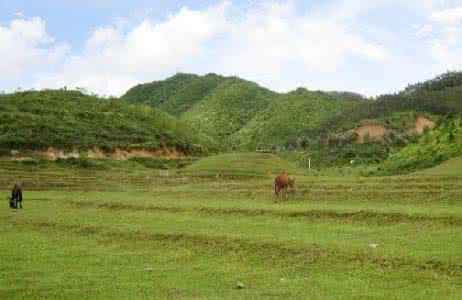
[0,156,461,299]
[414,157,462,176]
[181,152,303,178]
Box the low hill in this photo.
[414,157,462,176]
[181,152,303,178]
[0,90,214,156]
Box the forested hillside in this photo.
[0,90,214,155]
[122,73,364,149]
[285,72,462,172]
[323,71,462,132]
[230,88,359,150]
[181,78,276,145]
[1,71,461,173]
[122,73,225,116]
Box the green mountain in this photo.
[181,78,276,145]
[122,73,225,116]
[122,73,364,149]
[0,90,213,155]
[120,71,462,172]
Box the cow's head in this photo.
[288,178,295,192]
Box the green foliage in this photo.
[0,90,213,154]
[181,79,276,147]
[404,71,462,93]
[122,73,224,116]
[281,142,389,171]
[231,89,358,150]
[372,116,462,175]
[324,72,462,132]
[122,74,364,150]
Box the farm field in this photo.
[1,154,461,299]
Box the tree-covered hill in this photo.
[122,73,364,149]
[181,78,276,145]
[122,73,226,116]
[120,71,462,171]
[230,88,359,150]
[0,90,214,155]
[323,71,462,132]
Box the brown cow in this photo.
[274,173,295,200]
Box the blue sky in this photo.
[1,0,462,96]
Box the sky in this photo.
[1,0,462,97]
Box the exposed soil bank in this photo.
[8,147,188,160]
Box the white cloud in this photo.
[416,4,462,73]
[431,6,462,23]
[0,17,67,82]
[35,3,230,96]
[31,1,389,96]
[217,1,389,87]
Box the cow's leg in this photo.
[275,185,282,202]
[11,191,15,208]
[19,191,22,208]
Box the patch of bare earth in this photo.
[415,116,435,134]
[8,147,187,160]
[354,125,387,144]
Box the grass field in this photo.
[1,154,461,299]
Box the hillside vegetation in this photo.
[372,116,462,175]
[278,72,462,172]
[0,90,213,155]
[323,71,462,132]
[231,88,359,150]
[122,73,364,150]
[181,78,276,145]
[122,73,225,116]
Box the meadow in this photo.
[1,153,461,299]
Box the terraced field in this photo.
[1,155,461,299]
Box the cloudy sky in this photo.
[1,0,462,97]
